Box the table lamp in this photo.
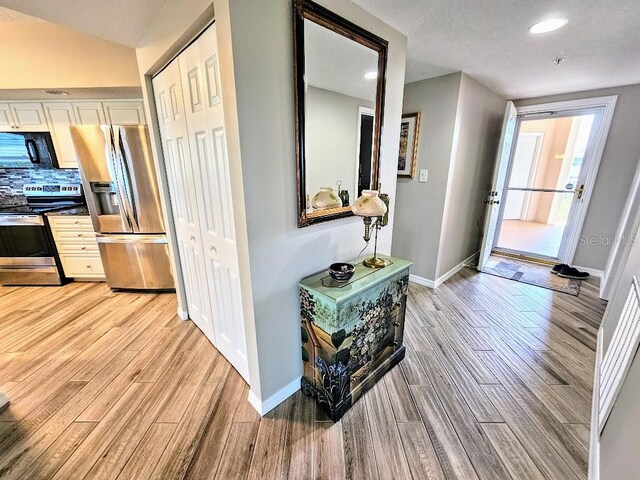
[351,189,389,268]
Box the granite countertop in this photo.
[46,206,90,217]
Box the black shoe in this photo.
[557,266,590,280]
[551,264,568,275]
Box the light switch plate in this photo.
[418,169,428,183]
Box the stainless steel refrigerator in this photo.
[70,125,174,290]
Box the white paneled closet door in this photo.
[178,25,249,381]
[153,60,216,343]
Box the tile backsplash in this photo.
[0,168,82,206]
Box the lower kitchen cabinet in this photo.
[299,255,411,421]
[49,216,105,280]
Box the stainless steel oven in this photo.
[0,183,83,286]
[0,214,63,285]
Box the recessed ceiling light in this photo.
[364,71,377,80]
[529,18,568,34]
[43,89,70,96]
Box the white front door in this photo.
[153,60,216,342]
[178,26,249,381]
[478,101,518,270]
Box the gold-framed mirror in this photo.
[293,0,388,227]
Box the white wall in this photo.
[516,84,640,271]
[218,0,406,404]
[392,73,461,280]
[305,86,373,199]
[0,20,140,89]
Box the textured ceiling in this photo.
[0,6,42,23]
[352,0,640,99]
[0,0,167,47]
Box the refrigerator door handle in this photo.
[96,234,168,244]
[109,127,139,232]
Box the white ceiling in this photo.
[352,0,640,99]
[0,6,42,23]
[0,0,167,47]
[305,19,378,101]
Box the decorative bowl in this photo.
[329,262,355,282]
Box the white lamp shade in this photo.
[351,190,387,217]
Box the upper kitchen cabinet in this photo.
[74,102,106,125]
[103,101,146,125]
[0,104,12,130]
[0,102,49,132]
[43,103,79,169]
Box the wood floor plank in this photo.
[313,422,346,480]
[420,329,503,422]
[341,399,379,480]
[27,422,96,480]
[397,422,446,480]
[478,350,589,478]
[0,268,603,480]
[409,384,479,480]
[365,381,412,479]
[415,349,511,479]
[118,422,177,480]
[482,384,580,480]
[482,423,546,480]
[50,382,153,480]
[215,421,260,480]
[383,364,421,423]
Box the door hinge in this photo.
[577,184,585,200]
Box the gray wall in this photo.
[392,72,505,282]
[221,0,407,402]
[515,83,640,271]
[306,86,373,198]
[392,73,461,280]
[436,74,506,277]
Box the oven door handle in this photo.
[0,216,44,226]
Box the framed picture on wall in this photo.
[397,112,421,178]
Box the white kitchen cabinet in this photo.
[103,101,146,125]
[49,216,105,280]
[10,103,49,131]
[43,102,79,169]
[0,104,13,130]
[0,102,48,132]
[74,102,107,125]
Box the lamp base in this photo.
[363,256,387,269]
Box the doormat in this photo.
[481,255,580,296]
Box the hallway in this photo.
[0,268,604,479]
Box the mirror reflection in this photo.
[303,18,379,219]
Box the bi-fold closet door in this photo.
[152,24,249,382]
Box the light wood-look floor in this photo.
[0,268,605,479]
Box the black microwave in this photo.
[0,131,59,169]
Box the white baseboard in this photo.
[177,308,189,321]
[410,251,479,290]
[575,266,604,278]
[589,329,603,480]
[248,376,301,416]
[409,274,436,289]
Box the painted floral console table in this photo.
[300,255,411,421]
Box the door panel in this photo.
[153,60,216,342]
[478,101,518,270]
[11,103,48,131]
[44,102,79,169]
[178,25,249,381]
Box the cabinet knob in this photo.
[81,247,86,250]
[393,321,400,327]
